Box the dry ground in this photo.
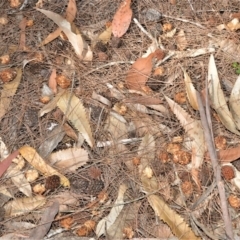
[1,0,240,239]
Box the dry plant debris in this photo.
[1,0,240,239]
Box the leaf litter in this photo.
[2,0,240,239]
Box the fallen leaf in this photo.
[176,29,188,51]
[38,125,65,158]
[28,201,59,239]
[98,23,112,44]
[0,150,19,178]
[19,145,70,187]
[165,96,205,189]
[229,75,240,130]
[57,91,94,147]
[138,134,155,169]
[125,50,164,91]
[6,156,32,197]
[107,202,141,239]
[217,18,240,31]
[19,17,27,50]
[96,184,127,237]
[148,195,200,240]
[4,195,46,217]
[39,89,65,117]
[40,0,77,45]
[48,68,57,94]
[0,68,22,120]
[182,68,198,110]
[208,54,240,135]
[49,147,88,172]
[37,8,92,60]
[212,145,240,162]
[112,0,132,38]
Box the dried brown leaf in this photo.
[6,156,32,197]
[125,52,155,91]
[40,0,77,45]
[48,68,57,94]
[176,29,188,51]
[4,195,46,217]
[96,184,127,237]
[49,147,88,172]
[0,68,22,120]
[98,23,112,44]
[19,145,70,187]
[229,75,240,130]
[0,150,19,178]
[57,91,94,147]
[148,195,200,240]
[112,0,132,38]
[138,134,155,169]
[208,54,240,135]
[29,201,59,239]
[215,145,240,162]
[182,68,198,110]
[165,96,205,189]
[37,8,92,60]
[38,125,65,158]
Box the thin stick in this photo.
[133,18,155,42]
[196,92,234,240]
[162,14,206,29]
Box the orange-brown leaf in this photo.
[125,52,155,91]
[217,145,240,163]
[48,68,57,94]
[112,0,132,38]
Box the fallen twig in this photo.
[196,91,234,240]
[162,14,206,29]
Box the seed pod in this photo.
[0,68,17,83]
[56,74,71,89]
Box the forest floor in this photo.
[1,0,240,239]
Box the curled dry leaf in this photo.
[208,54,240,135]
[19,145,70,187]
[182,68,198,110]
[229,75,240,130]
[57,91,94,148]
[112,0,132,38]
[4,195,46,217]
[148,195,200,240]
[125,49,164,91]
[49,147,88,172]
[37,8,92,61]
